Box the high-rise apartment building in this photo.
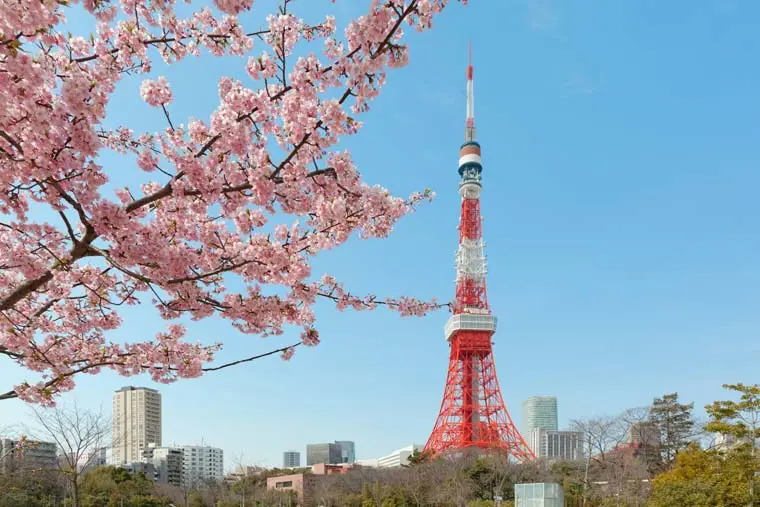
[283,451,301,468]
[306,443,342,466]
[181,445,224,485]
[112,386,162,464]
[521,396,558,438]
[335,441,355,464]
[529,429,584,461]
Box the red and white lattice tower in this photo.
[424,49,535,462]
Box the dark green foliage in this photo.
[648,392,695,467]
[405,449,434,467]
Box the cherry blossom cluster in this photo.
[0,0,460,405]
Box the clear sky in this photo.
[2,0,760,468]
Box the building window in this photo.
[275,481,293,488]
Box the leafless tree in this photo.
[430,452,479,507]
[28,402,109,507]
[571,415,626,506]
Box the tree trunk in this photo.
[71,478,79,507]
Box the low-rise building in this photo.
[267,472,314,505]
[267,463,363,506]
[515,483,564,507]
[0,438,58,473]
[356,444,421,469]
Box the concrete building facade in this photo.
[143,444,183,486]
[529,430,584,461]
[521,396,558,440]
[283,451,301,468]
[268,473,312,505]
[112,386,162,464]
[181,445,224,485]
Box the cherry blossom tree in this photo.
[0,0,462,405]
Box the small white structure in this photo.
[515,483,564,507]
[356,444,421,469]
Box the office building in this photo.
[522,396,558,440]
[181,445,224,485]
[335,441,355,464]
[0,438,58,473]
[283,451,301,468]
[306,442,342,465]
[143,444,183,486]
[112,386,162,464]
[528,430,584,461]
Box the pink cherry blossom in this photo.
[281,347,296,361]
[301,328,320,347]
[0,0,461,405]
[140,77,174,107]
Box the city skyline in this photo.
[1,0,760,469]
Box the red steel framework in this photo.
[424,50,535,462]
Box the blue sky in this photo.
[3,0,760,468]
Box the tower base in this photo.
[425,330,534,462]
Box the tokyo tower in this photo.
[423,49,535,462]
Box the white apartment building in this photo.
[181,445,224,485]
[112,386,162,464]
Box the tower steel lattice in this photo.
[423,49,535,462]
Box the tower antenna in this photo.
[465,42,475,141]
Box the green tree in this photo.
[405,449,433,467]
[188,491,206,507]
[79,467,166,507]
[648,392,695,467]
[467,500,494,507]
[706,383,760,507]
[648,444,754,506]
